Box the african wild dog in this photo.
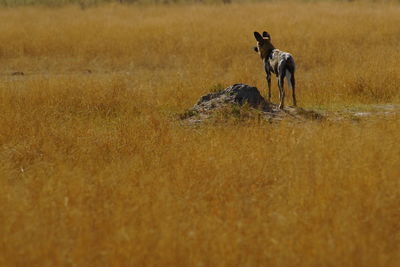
[253,31,296,109]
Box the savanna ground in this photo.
[0,1,400,266]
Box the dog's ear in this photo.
[262,31,271,40]
[254,32,264,43]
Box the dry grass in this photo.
[0,2,400,266]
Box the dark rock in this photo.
[193,84,271,113]
[11,71,24,76]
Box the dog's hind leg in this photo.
[278,74,285,109]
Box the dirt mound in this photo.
[181,84,323,123]
[194,84,271,112]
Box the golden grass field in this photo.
[0,1,400,266]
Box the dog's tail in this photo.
[285,55,295,90]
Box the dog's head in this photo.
[253,31,274,59]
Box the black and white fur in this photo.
[253,31,296,109]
